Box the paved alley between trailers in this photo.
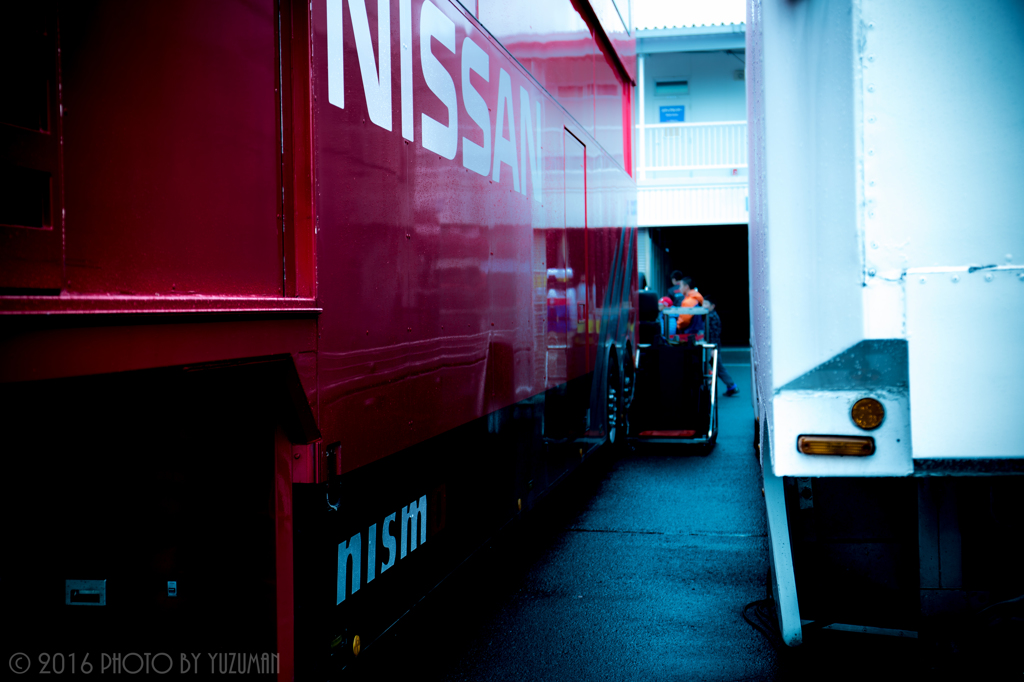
[353,353,784,681]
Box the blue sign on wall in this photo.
[659,106,685,123]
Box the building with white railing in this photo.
[634,17,747,228]
[636,120,748,226]
[632,1,750,345]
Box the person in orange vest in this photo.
[674,277,705,335]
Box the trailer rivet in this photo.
[294,451,301,460]
[951,275,959,283]
[985,273,995,282]
[867,84,875,93]
[919,276,927,284]
[867,269,876,277]
[1018,272,1024,281]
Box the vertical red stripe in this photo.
[622,81,633,177]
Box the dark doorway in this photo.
[650,224,749,347]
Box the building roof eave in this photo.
[637,28,745,55]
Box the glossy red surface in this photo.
[1,0,635,470]
[2,0,315,302]
[311,0,634,472]
[62,1,283,296]
[1,1,635,677]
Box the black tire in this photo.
[621,342,636,410]
[605,346,625,450]
[754,416,760,454]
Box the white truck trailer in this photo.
[748,0,1024,649]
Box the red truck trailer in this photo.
[1,1,636,678]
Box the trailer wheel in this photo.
[621,342,636,409]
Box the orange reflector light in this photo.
[638,430,697,438]
[851,398,885,430]
[798,435,875,456]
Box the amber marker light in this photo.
[798,435,875,456]
[352,635,361,657]
[851,398,885,430]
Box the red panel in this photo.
[282,0,318,299]
[0,4,63,291]
[0,222,63,290]
[59,1,283,296]
[3,0,635,481]
[307,0,635,472]
[0,317,317,383]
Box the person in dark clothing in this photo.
[703,299,739,396]
[668,271,685,306]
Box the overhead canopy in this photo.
[637,24,745,54]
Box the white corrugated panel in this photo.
[906,266,1024,459]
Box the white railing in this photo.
[636,121,748,177]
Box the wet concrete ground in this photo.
[351,357,929,681]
